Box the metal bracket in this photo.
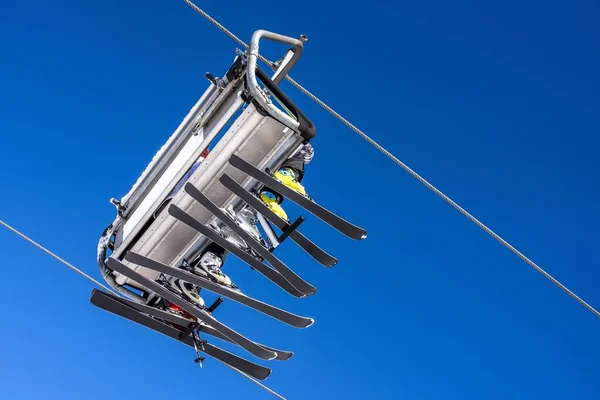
[246,30,304,131]
[277,216,304,244]
[257,213,279,250]
[110,198,126,216]
[205,72,226,89]
[207,296,224,313]
[178,321,200,341]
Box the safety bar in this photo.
[254,66,316,140]
[246,30,304,132]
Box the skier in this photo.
[258,142,314,222]
[217,141,315,247]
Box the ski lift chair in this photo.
[97,31,314,302]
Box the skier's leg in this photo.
[259,143,314,221]
[279,152,306,182]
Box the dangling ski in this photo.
[91,287,293,361]
[228,154,368,240]
[125,252,314,328]
[219,174,337,267]
[196,321,294,361]
[90,289,272,380]
[183,182,316,297]
[168,204,307,298]
[106,258,278,361]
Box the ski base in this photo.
[228,154,367,240]
[90,289,272,380]
[183,182,316,296]
[125,251,314,329]
[168,204,307,298]
[106,257,278,361]
[219,173,338,267]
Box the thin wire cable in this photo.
[0,218,284,397]
[0,220,118,295]
[183,0,599,318]
[183,0,275,68]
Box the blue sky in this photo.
[1,0,599,398]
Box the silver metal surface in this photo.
[103,30,308,294]
[120,83,220,216]
[114,80,246,255]
[257,213,279,249]
[246,30,304,131]
[114,106,303,287]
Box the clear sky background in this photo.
[1,0,599,399]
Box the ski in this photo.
[228,154,368,240]
[219,173,337,267]
[125,252,314,329]
[96,288,198,328]
[183,182,316,296]
[196,322,294,361]
[168,204,307,298]
[90,289,272,380]
[106,258,278,361]
[91,287,294,361]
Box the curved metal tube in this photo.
[246,30,303,131]
[97,227,145,303]
[254,66,316,140]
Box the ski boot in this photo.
[258,167,310,222]
[259,190,289,222]
[194,250,233,287]
[173,278,205,308]
[273,167,310,199]
[210,219,246,251]
[220,205,268,249]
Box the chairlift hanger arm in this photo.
[246,30,304,133]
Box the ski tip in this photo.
[183,181,198,194]
[275,351,294,361]
[123,251,141,264]
[89,288,101,304]
[300,287,317,298]
[290,317,315,329]
[262,369,273,380]
[348,229,368,241]
[167,203,180,216]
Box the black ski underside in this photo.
[228,154,368,240]
[219,174,337,267]
[196,322,293,361]
[124,251,313,329]
[106,258,277,361]
[168,204,307,298]
[184,182,316,296]
[92,286,293,361]
[90,289,272,380]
